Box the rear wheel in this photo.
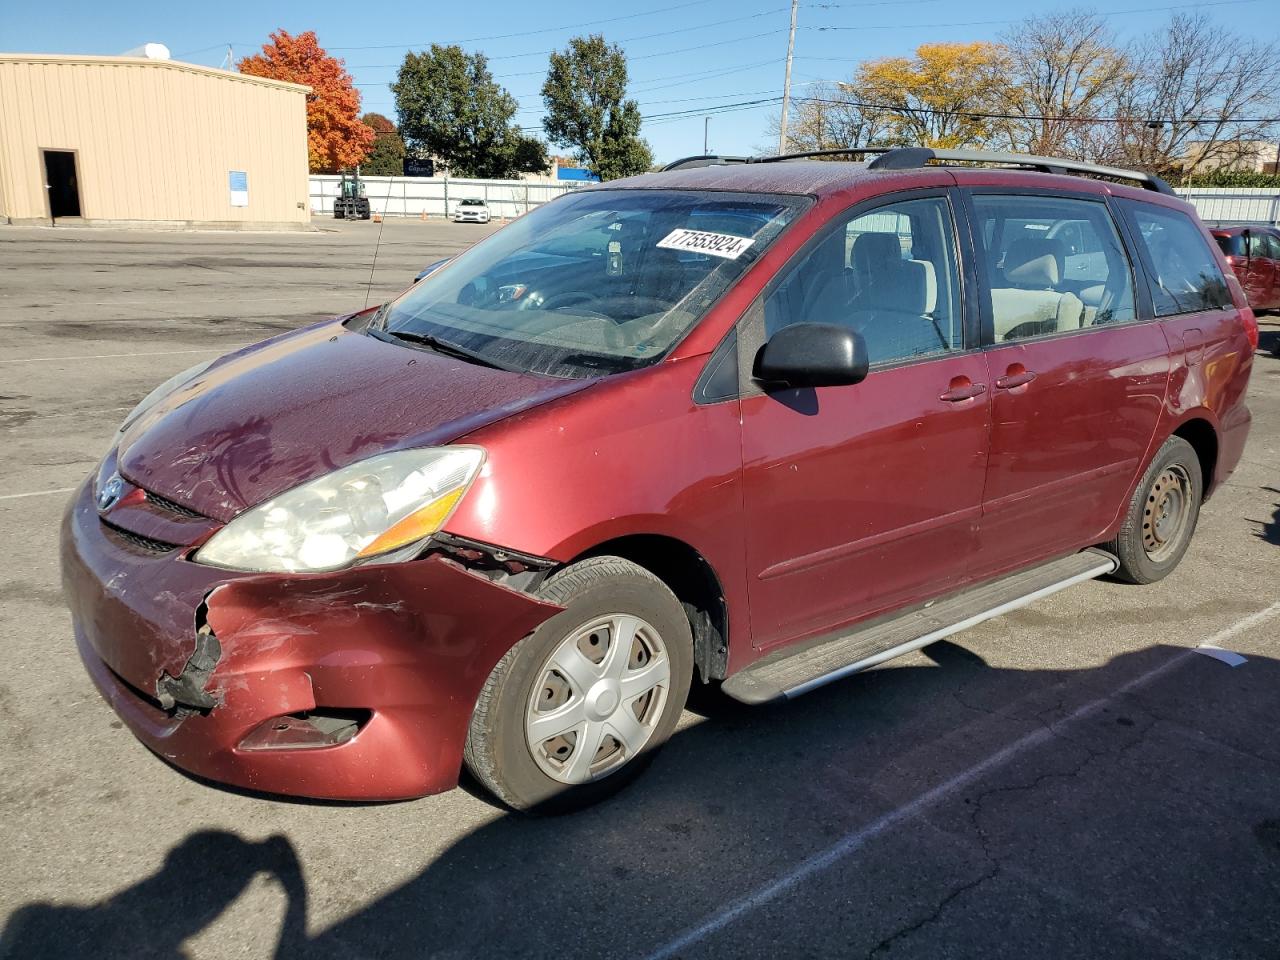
[1105,435,1203,584]
[464,556,692,813]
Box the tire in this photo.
[463,556,693,814]
[1104,435,1203,584]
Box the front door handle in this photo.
[939,379,987,402]
[995,365,1037,389]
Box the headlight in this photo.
[194,447,485,573]
[111,359,216,451]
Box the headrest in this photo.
[851,232,902,277]
[1004,238,1066,288]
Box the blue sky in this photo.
[6,0,1277,163]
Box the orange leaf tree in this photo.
[856,42,1010,148]
[239,30,374,173]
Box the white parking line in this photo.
[0,487,77,501]
[0,349,220,365]
[643,601,1280,960]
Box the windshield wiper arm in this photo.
[367,326,518,371]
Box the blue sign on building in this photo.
[556,167,600,182]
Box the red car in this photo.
[1212,225,1280,314]
[62,148,1256,812]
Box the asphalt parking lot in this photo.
[2,218,1279,960]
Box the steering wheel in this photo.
[531,291,616,323]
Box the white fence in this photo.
[1176,187,1280,225]
[310,175,585,220]
[309,177,1280,225]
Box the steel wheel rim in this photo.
[525,614,670,785]
[1142,464,1192,562]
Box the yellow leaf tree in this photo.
[855,42,1010,148]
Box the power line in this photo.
[805,0,1264,33]
[797,94,1280,125]
[347,14,788,70]
[326,0,724,50]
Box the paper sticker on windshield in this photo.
[657,228,754,260]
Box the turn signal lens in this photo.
[357,488,466,558]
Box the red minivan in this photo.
[62,149,1256,812]
[1212,225,1280,313]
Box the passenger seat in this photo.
[846,233,947,361]
[990,238,1083,341]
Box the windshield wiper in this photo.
[558,352,638,373]
[367,326,519,372]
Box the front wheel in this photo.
[463,556,693,813]
[1105,435,1203,584]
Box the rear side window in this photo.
[1124,204,1231,316]
[971,194,1136,342]
[1215,234,1244,258]
[1261,233,1280,260]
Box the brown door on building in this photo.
[43,150,81,220]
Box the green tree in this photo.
[391,45,546,179]
[541,35,652,180]
[360,112,407,175]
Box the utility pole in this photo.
[777,0,799,155]
[704,116,710,154]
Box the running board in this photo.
[722,549,1118,705]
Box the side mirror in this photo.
[414,258,450,283]
[753,322,868,389]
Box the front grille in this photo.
[101,520,179,555]
[144,489,207,520]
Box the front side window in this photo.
[1123,203,1231,316]
[763,196,963,366]
[972,194,1136,342]
[379,189,807,378]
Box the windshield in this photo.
[378,188,808,378]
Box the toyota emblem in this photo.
[96,473,125,512]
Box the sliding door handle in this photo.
[995,368,1037,389]
[939,381,987,402]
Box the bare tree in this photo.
[998,9,1129,159]
[763,81,890,152]
[1101,13,1280,177]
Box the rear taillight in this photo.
[1242,309,1259,352]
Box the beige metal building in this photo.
[0,54,311,228]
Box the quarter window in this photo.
[1124,204,1231,316]
[972,195,1136,342]
[763,196,963,366]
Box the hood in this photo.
[117,321,590,522]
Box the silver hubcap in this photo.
[525,614,670,785]
[1142,464,1193,562]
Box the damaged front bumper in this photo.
[60,477,563,801]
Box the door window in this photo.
[972,195,1136,342]
[1215,234,1245,258]
[1122,203,1231,316]
[1261,232,1280,261]
[763,196,963,366]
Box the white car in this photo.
[453,198,491,223]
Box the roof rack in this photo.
[660,155,751,171]
[865,148,1175,195]
[661,148,889,171]
[661,147,1173,195]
